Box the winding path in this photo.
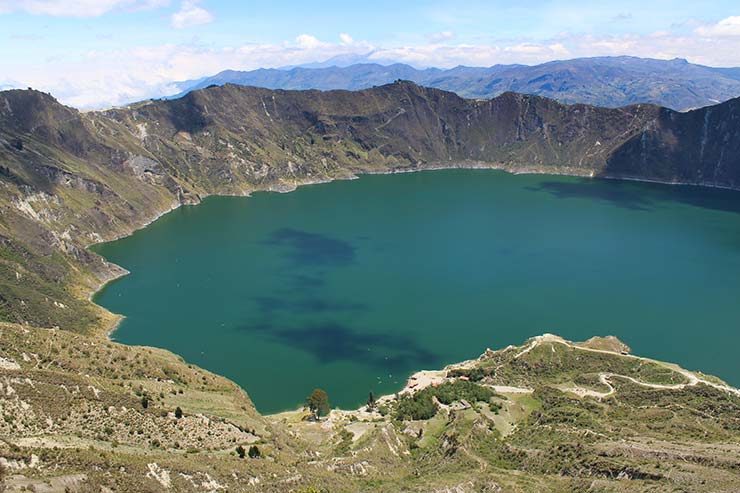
[518,334,740,399]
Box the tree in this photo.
[248,445,261,458]
[366,391,376,410]
[174,406,183,419]
[306,388,330,418]
[235,445,246,459]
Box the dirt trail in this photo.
[522,334,740,398]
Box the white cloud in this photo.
[339,32,353,45]
[0,0,168,17]
[547,43,569,57]
[171,0,212,29]
[695,16,740,37]
[295,34,328,49]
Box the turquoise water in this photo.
[93,170,740,413]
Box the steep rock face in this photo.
[0,89,102,158]
[108,82,661,180]
[606,97,740,186]
[0,81,738,330]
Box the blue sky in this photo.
[2,1,740,107]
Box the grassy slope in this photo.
[1,327,738,492]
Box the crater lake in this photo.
[93,169,740,413]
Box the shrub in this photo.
[447,367,488,381]
[432,380,496,406]
[394,381,500,420]
[395,391,437,421]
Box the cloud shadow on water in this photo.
[652,185,740,215]
[253,296,368,315]
[288,273,327,290]
[531,178,740,216]
[527,180,654,211]
[262,228,356,266]
[236,321,440,371]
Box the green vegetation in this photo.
[485,341,689,389]
[0,323,738,491]
[306,388,331,418]
[248,445,261,458]
[433,380,500,406]
[446,367,488,381]
[366,391,376,410]
[395,390,437,421]
[395,381,500,421]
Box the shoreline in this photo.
[266,333,740,419]
[83,163,740,384]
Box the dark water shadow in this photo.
[236,321,439,371]
[527,180,654,211]
[254,296,368,315]
[531,178,740,215]
[262,228,356,266]
[653,185,740,215]
[286,273,327,290]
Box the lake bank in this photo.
[92,168,740,413]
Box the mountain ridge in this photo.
[1,81,740,331]
[170,56,740,111]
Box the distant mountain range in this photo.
[172,56,740,111]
